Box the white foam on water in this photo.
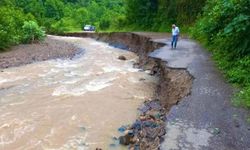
[60,78,81,85]
[9,101,26,106]
[38,70,56,77]
[133,95,146,100]
[43,135,88,150]
[52,86,87,96]
[102,66,121,73]
[52,86,67,96]
[85,82,110,92]
[54,61,78,69]
[90,41,104,46]
[50,68,60,73]
[127,67,140,73]
[0,76,26,84]
[85,77,117,92]
[0,119,35,146]
[83,71,93,77]
[63,71,80,77]
[52,77,117,96]
[0,78,8,84]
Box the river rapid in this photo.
[0,36,158,150]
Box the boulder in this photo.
[118,55,127,60]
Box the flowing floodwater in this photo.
[0,36,158,150]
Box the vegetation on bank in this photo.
[125,0,206,32]
[0,0,125,49]
[125,0,250,109]
[191,0,250,108]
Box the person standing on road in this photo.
[171,24,180,49]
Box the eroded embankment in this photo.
[65,32,193,110]
[0,37,160,150]
[64,32,194,149]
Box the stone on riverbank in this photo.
[118,55,127,60]
[118,100,166,149]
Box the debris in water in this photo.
[118,99,167,149]
[118,55,127,61]
[118,125,128,133]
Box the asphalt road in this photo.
[138,33,250,150]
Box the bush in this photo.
[50,17,80,34]
[99,18,111,30]
[234,86,250,109]
[22,21,45,43]
[192,0,250,109]
[0,6,27,50]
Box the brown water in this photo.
[0,36,158,150]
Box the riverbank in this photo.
[1,32,249,149]
[0,36,159,149]
[0,35,78,69]
[65,32,250,149]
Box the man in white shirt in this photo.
[171,24,180,49]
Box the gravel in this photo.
[0,36,78,69]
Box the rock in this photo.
[146,110,159,118]
[118,55,127,60]
[124,129,134,136]
[212,128,221,135]
[119,100,166,149]
[119,134,134,145]
[133,63,140,68]
[118,125,127,133]
[139,116,147,121]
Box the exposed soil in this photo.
[0,37,158,150]
[64,32,194,149]
[156,60,193,110]
[0,35,78,69]
[1,32,194,149]
[65,32,194,110]
[2,32,249,149]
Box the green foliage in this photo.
[0,0,126,48]
[125,0,206,31]
[22,21,45,43]
[0,6,27,50]
[234,86,250,109]
[192,0,250,109]
[51,17,80,34]
[13,0,125,33]
[126,0,158,30]
[100,18,111,30]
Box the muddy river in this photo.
[0,36,158,150]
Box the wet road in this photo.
[144,33,250,150]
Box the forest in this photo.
[0,0,249,109]
[0,0,125,49]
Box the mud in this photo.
[65,32,193,111]
[0,32,194,149]
[64,32,194,149]
[0,37,158,150]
